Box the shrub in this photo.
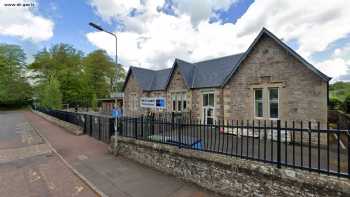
[329,97,342,110]
[343,95,350,113]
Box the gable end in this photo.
[222,28,331,87]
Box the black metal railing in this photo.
[117,116,350,178]
[35,107,115,143]
[34,107,350,178]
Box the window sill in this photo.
[254,117,280,121]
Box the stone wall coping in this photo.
[32,110,83,136]
[116,136,350,195]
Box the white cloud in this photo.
[234,0,350,58]
[317,58,349,81]
[314,44,350,82]
[87,0,350,78]
[333,44,350,61]
[87,0,247,69]
[0,0,54,42]
[89,0,142,23]
[172,0,237,26]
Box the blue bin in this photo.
[166,137,203,150]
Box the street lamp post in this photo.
[89,22,118,88]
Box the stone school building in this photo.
[122,28,330,126]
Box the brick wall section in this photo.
[224,34,328,127]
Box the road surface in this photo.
[0,110,96,197]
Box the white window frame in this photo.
[268,87,279,120]
[254,88,264,119]
[171,92,187,112]
[172,94,177,111]
[202,91,215,124]
[182,94,187,111]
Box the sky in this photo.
[0,0,349,82]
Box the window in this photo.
[203,94,208,106]
[183,94,187,110]
[269,88,279,118]
[202,92,215,124]
[209,94,214,106]
[254,89,263,118]
[178,98,182,111]
[203,93,214,107]
[172,95,176,111]
[171,92,187,112]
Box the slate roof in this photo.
[122,28,330,92]
[192,53,244,88]
[128,67,172,91]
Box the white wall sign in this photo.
[140,97,166,109]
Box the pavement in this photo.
[0,110,96,197]
[24,110,222,197]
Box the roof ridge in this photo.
[133,66,172,72]
[132,66,152,71]
[175,58,193,64]
[194,53,245,64]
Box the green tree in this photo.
[82,50,126,103]
[0,44,32,107]
[329,97,342,110]
[39,76,62,109]
[30,45,126,109]
[82,50,114,98]
[329,81,350,102]
[114,64,126,92]
[91,93,97,111]
[29,44,86,107]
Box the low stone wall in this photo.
[110,135,350,197]
[32,110,83,135]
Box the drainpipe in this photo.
[327,81,329,107]
[327,80,330,129]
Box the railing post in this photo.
[109,118,114,142]
[90,115,93,136]
[348,129,350,176]
[84,114,87,134]
[151,113,155,135]
[98,117,101,140]
[277,119,281,168]
[115,118,118,134]
[134,117,138,139]
[141,115,144,138]
[178,119,182,148]
[172,112,175,129]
